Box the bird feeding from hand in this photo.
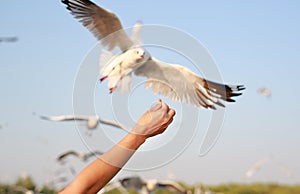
[62,0,245,109]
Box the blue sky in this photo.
[1,0,300,188]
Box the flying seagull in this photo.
[57,150,104,162]
[119,176,187,194]
[146,179,187,194]
[258,87,271,98]
[38,114,124,129]
[245,158,269,178]
[62,0,245,109]
[119,176,144,191]
[0,36,18,43]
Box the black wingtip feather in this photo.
[209,105,217,110]
[215,101,226,108]
[230,92,243,97]
[236,85,246,91]
[227,98,236,102]
[62,0,96,7]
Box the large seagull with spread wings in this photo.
[62,0,245,109]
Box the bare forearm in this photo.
[59,133,146,194]
[87,133,146,192]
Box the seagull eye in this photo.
[136,51,139,54]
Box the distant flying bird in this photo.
[57,150,104,162]
[62,0,245,109]
[119,176,187,194]
[0,122,8,129]
[119,176,144,191]
[145,179,187,194]
[258,87,271,98]
[38,114,124,130]
[245,158,269,178]
[0,36,18,43]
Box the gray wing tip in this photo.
[39,115,49,120]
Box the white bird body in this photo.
[62,0,245,109]
[100,47,150,93]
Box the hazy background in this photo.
[1,0,299,188]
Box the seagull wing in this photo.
[57,150,79,161]
[99,118,124,129]
[135,57,245,109]
[246,158,269,178]
[62,0,133,51]
[85,151,104,159]
[39,115,76,121]
[120,177,144,190]
[131,21,143,45]
[92,150,104,156]
[39,115,89,121]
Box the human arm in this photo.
[58,100,175,194]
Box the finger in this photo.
[159,119,173,134]
[158,124,169,134]
[165,117,174,126]
[150,100,162,112]
[162,115,173,127]
[161,101,170,113]
[167,109,176,118]
[162,109,175,126]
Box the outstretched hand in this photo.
[58,100,176,194]
[131,99,176,138]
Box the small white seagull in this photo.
[245,158,269,178]
[62,0,245,109]
[38,114,124,129]
[119,176,187,194]
[119,176,144,191]
[57,150,104,162]
[258,87,272,98]
[145,179,187,194]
